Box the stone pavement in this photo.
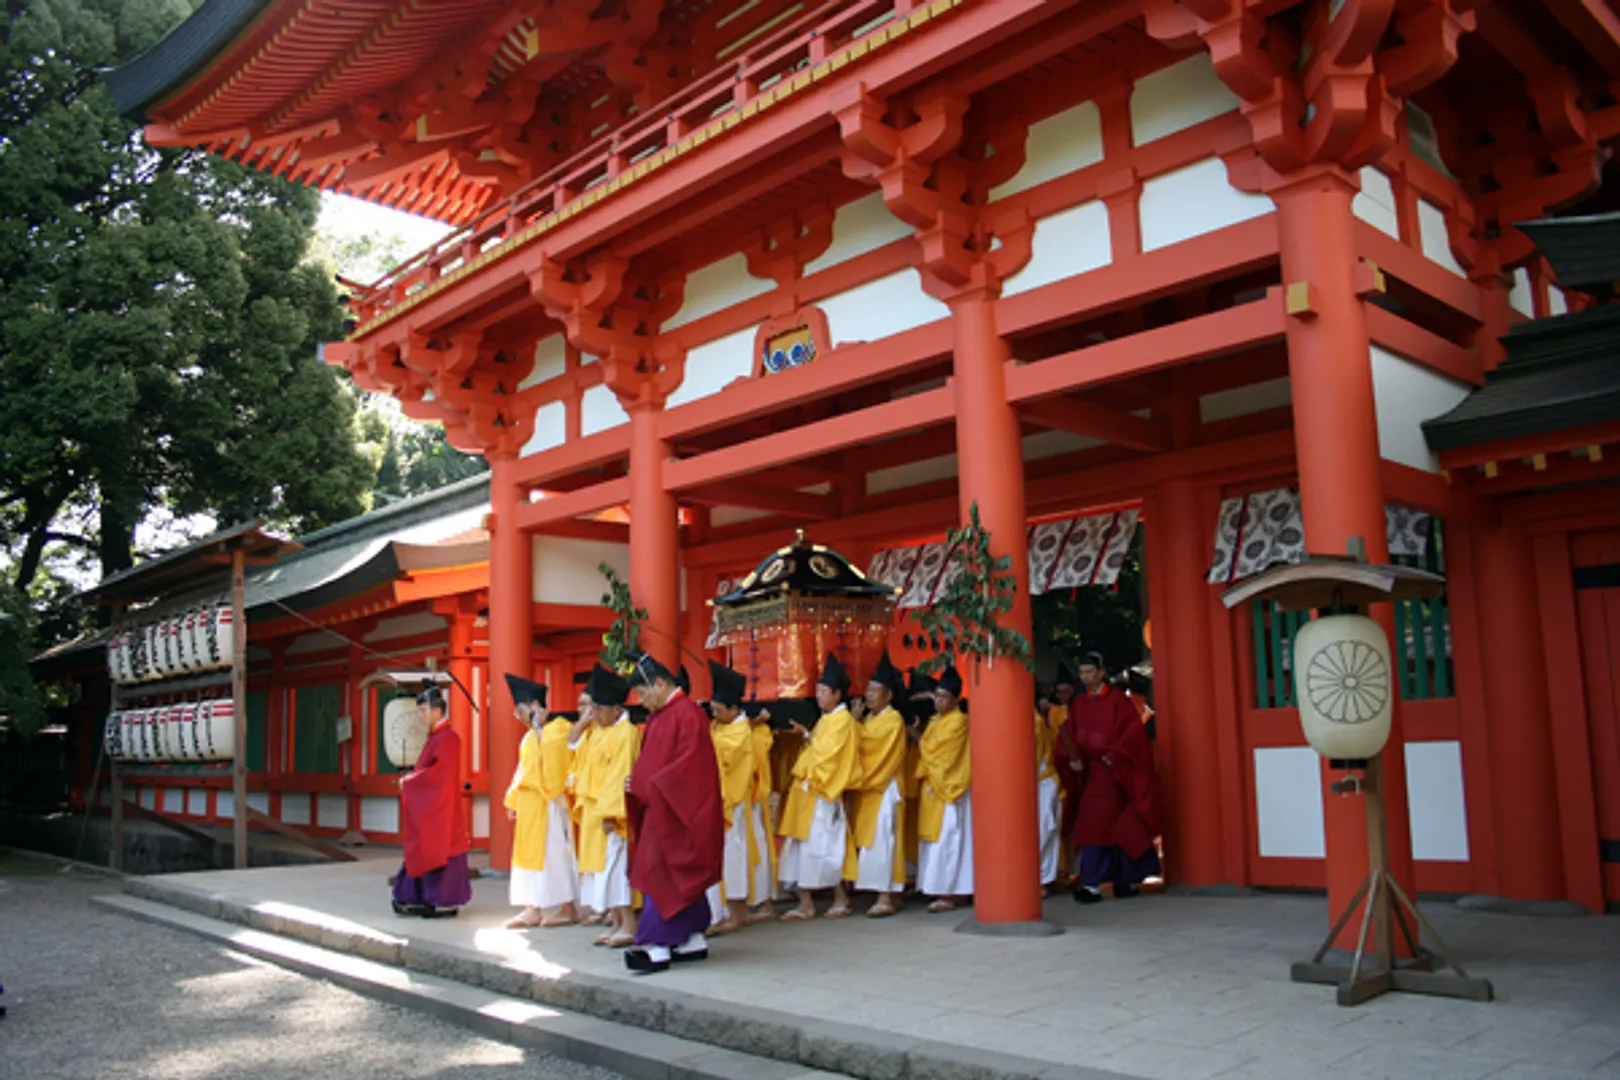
[116,849,1620,1080]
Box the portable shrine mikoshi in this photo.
[712,532,898,729]
[1220,545,1493,1008]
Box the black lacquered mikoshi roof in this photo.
[716,533,897,606]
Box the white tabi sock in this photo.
[678,931,707,953]
[645,945,672,963]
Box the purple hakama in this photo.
[634,892,711,947]
[392,853,472,909]
[1078,844,1161,889]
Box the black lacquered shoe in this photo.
[671,947,708,964]
[1072,886,1103,905]
[1114,884,1140,899]
[624,948,670,974]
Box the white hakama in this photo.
[778,796,847,890]
[579,831,631,910]
[748,802,774,903]
[509,795,580,909]
[1037,775,1062,886]
[705,803,755,924]
[853,779,904,892]
[917,791,974,896]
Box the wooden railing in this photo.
[348,0,918,325]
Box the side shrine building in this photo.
[100,0,1620,921]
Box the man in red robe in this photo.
[1062,651,1162,904]
[393,687,471,916]
[622,651,725,974]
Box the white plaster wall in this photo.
[805,193,914,276]
[364,611,448,643]
[247,792,270,816]
[1201,377,1292,424]
[1254,746,1326,858]
[162,788,183,814]
[665,252,772,330]
[1405,740,1470,862]
[1353,167,1400,240]
[1418,200,1465,277]
[1003,200,1112,297]
[667,327,756,409]
[991,101,1104,200]
[187,789,208,817]
[394,503,490,544]
[286,629,347,656]
[1510,267,1534,317]
[280,793,312,826]
[1139,158,1272,252]
[533,536,630,605]
[522,400,567,457]
[867,453,958,496]
[216,791,235,820]
[712,506,773,526]
[1549,287,1569,316]
[1130,55,1242,146]
[1370,345,1472,473]
[518,335,568,391]
[1023,429,1104,460]
[318,793,347,829]
[473,794,491,840]
[822,271,950,347]
[361,795,399,834]
[581,383,629,436]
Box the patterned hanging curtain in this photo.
[1206,487,1431,584]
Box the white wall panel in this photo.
[1353,168,1400,240]
[280,793,312,826]
[1370,345,1471,473]
[364,611,447,642]
[580,383,628,436]
[318,793,347,829]
[1023,430,1103,460]
[187,789,208,817]
[805,193,914,276]
[1130,55,1241,146]
[1254,746,1326,858]
[1418,200,1465,277]
[216,791,235,821]
[533,536,630,605]
[1549,287,1568,316]
[1510,267,1534,317]
[1201,377,1292,424]
[518,335,568,390]
[822,271,949,347]
[361,795,399,834]
[667,327,756,409]
[247,792,270,816]
[473,795,491,840]
[139,787,157,811]
[665,252,773,330]
[1003,200,1112,297]
[867,453,958,495]
[1139,158,1271,252]
[991,102,1104,200]
[522,401,567,457]
[163,788,184,814]
[1405,740,1470,862]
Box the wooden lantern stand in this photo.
[1221,552,1494,1008]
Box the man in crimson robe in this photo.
[622,651,725,974]
[1063,651,1162,904]
[393,687,471,917]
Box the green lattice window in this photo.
[244,691,267,773]
[292,683,344,775]
[1250,520,1454,708]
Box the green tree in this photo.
[356,400,488,505]
[0,0,375,596]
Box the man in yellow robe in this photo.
[1035,700,1063,892]
[565,694,600,924]
[1049,661,1079,882]
[899,668,936,886]
[777,653,861,920]
[844,652,907,917]
[748,705,777,918]
[575,664,640,947]
[916,660,972,912]
[704,659,775,933]
[503,675,580,929]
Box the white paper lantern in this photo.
[198,699,235,761]
[213,605,235,668]
[383,697,429,769]
[1293,613,1395,760]
[104,711,124,760]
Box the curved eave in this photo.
[102,0,274,121]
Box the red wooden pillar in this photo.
[486,455,531,871]
[950,287,1042,926]
[629,401,681,670]
[447,605,477,843]
[1271,168,1416,930]
[1145,479,1226,886]
[1474,522,1565,900]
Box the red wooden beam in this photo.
[1364,305,1484,387]
[665,385,955,493]
[1436,419,1620,470]
[513,477,631,531]
[506,427,630,489]
[1546,0,1620,76]
[1005,292,1288,405]
[1355,223,1483,324]
[682,480,838,519]
[1018,397,1170,452]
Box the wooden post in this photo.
[110,603,125,872]
[1364,756,1395,973]
[232,545,248,869]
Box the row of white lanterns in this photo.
[105,701,237,763]
[107,602,236,685]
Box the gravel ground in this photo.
[0,852,628,1080]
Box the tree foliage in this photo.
[359,403,489,506]
[597,563,646,675]
[910,503,1034,676]
[0,0,375,604]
